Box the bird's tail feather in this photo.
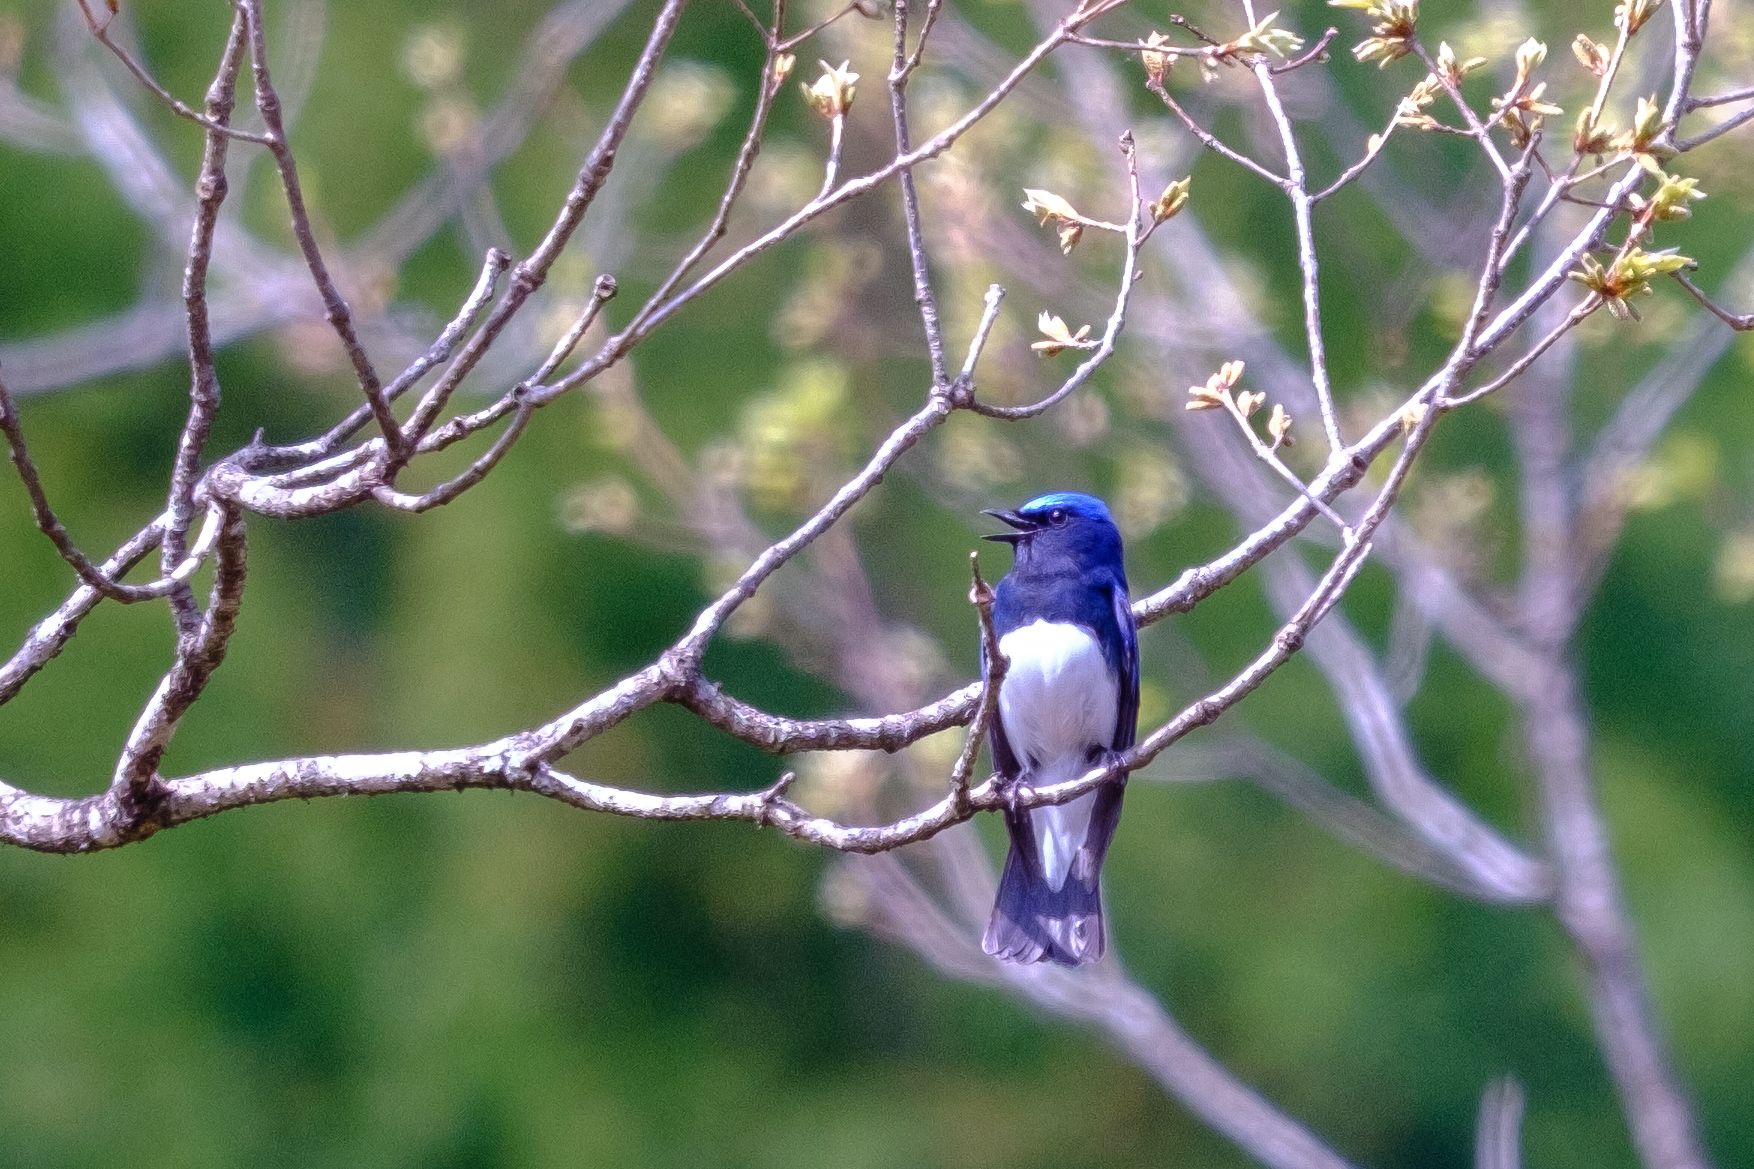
[982,811,1105,966]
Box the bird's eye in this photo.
[1048,508,1068,525]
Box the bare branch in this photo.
[1672,270,1754,329]
[1147,77,1287,188]
[723,0,769,41]
[74,0,273,145]
[1312,113,1396,202]
[2,7,1742,1162]
[534,275,621,383]
[1200,370,1353,538]
[894,0,945,81]
[777,0,865,53]
[890,0,950,386]
[1523,658,1713,1169]
[1410,36,1511,184]
[1475,1078,1525,1169]
[949,552,1006,809]
[397,0,689,451]
[1674,100,1754,150]
[969,140,1147,420]
[370,398,535,514]
[265,248,512,467]
[817,110,846,198]
[163,6,250,636]
[1246,34,1345,455]
[1686,83,1754,109]
[847,847,1364,1169]
[237,0,402,459]
[1444,296,1596,409]
[618,30,786,340]
[1506,208,1716,1167]
[958,282,1006,382]
[551,4,1118,388]
[1168,737,1526,899]
[0,374,172,602]
[1269,27,1337,74]
[0,519,164,707]
[113,506,249,805]
[1257,557,1550,903]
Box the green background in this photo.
[3,0,1754,1165]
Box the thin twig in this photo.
[534,275,621,383]
[948,552,1006,809]
[1213,390,1352,538]
[777,0,864,52]
[1686,83,1754,109]
[1248,43,1344,455]
[1147,77,1287,187]
[957,283,1006,384]
[1313,115,1396,203]
[239,0,400,457]
[1268,28,1336,74]
[895,0,945,80]
[0,374,167,602]
[163,7,250,636]
[724,0,769,40]
[1269,27,1333,74]
[1411,37,1512,184]
[1675,100,1754,150]
[0,519,165,708]
[397,0,689,453]
[970,137,1146,420]
[891,0,951,387]
[371,399,536,513]
[1671,271,1754,329]
[818,111,846,198]
[1444,298,1597,409]
[73,0,273,145]
[260,248,511,468]
[618,20,786,341]
[1586,21,1634,132]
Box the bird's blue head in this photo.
[983,491,1124,572]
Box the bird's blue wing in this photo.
[1110,584,1139,751]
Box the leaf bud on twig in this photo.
[801,60,858,119]
[1434,41,1486,86]
[1140,31,1173,84]
[1021,188,1087,254]
[1268,403,1294,448]
[1614,0,1663,35]
[1032,312,1092,356]
[1232,11,1305,59]
[1330,0,1419,68]
[1571,34,1609,76]
[1148,177,1191,223]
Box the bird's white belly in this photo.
[997,620,1119,891]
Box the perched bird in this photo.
[979,491,1138,966]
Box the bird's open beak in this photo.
[981,508,1035,543]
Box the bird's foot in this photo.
[1086,746,1129,777]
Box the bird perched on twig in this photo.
[979,492,1138,965]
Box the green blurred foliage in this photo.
[2,0,1754,1166]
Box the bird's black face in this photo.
[982,492,1122,569]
